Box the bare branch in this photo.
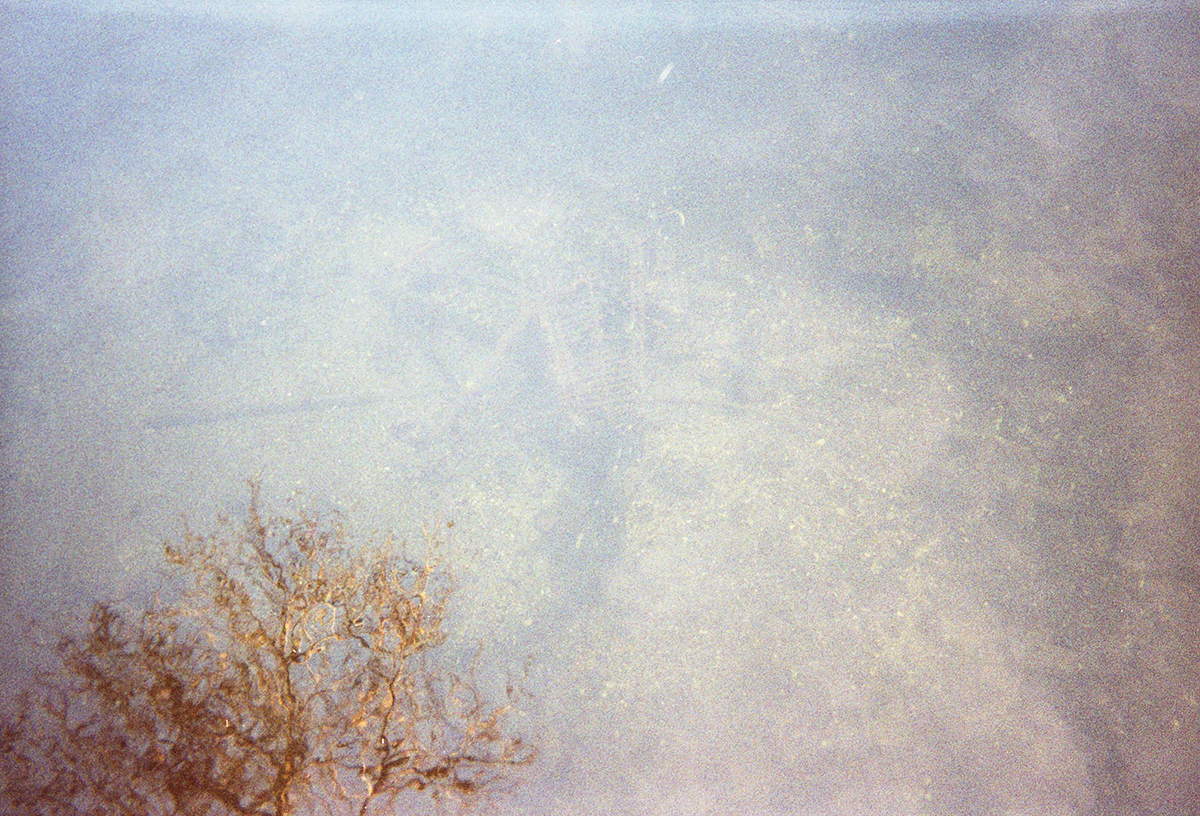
[1,482,535,816]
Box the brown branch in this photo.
[1,481,534,816]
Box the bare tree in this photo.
[0,482,534,816]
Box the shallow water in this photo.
[1,4,1198,814]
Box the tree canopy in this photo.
[0,483,534,815]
